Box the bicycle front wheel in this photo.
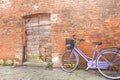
[60,50,78,73]
[97,50,120,79]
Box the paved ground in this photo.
[0,65,111,80]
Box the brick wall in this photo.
[51,0,120,58]
[0,0,120,65]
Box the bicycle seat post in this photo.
[92,42,102,49]
[95,45,98,49]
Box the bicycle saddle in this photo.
[92,42,102,45]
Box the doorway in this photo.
[24,13,52,62]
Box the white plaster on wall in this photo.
[51,14,58,23]
[0,0,12,9]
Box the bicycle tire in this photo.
[60,50,78,73]
[97,50,120,79]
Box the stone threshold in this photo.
[22,62,48,67]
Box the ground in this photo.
[0,66,110,80]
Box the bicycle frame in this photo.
[72,43,100,61]
[71,43,104,70]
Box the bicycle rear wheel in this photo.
[60,50,78,73]
[97,50,120,79]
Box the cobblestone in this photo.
[0,66,110,80]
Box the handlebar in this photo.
[72,34,85,42]
[72,34,76,40]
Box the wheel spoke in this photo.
[101,54,111,65]
[60,50,78,72]
[111,55,120,64]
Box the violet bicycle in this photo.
[60,35,120,79]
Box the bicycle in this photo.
[60,35,120,79]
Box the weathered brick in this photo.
[0,59,4,65]
[4,59,13,66]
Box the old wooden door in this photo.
[25,13,52,62]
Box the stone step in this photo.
[23,62,47,67]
